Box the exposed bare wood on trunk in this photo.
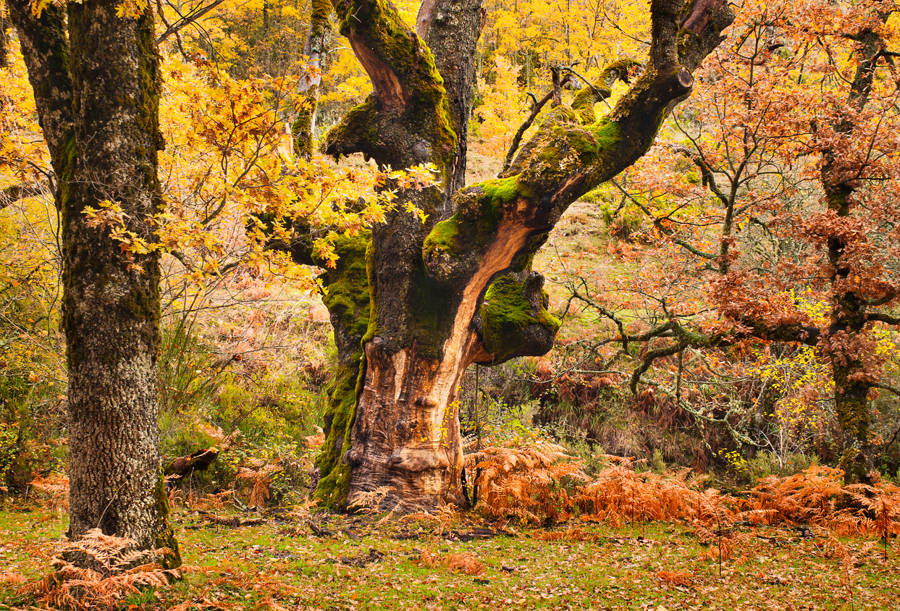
[346,344,464,506]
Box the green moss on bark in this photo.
[292,108,315,161]
[326,0,456,175]
[478,274,560,363]
[314,234,371,509]
[321,235,371,344]
[314,361,363,509]
[423,175,529,281]
[153,474,181,569]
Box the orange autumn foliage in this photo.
[467,443,900,539]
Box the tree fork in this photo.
[310,0,733,510]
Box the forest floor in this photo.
[1,504,898,610]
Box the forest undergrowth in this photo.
[2,445,899,610]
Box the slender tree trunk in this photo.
[0,1,9,68]
[292,0,332,160]
[820,24,883,484]
[9,0,177,561]
[823,175,872,483]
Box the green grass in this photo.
[1,504,898,609]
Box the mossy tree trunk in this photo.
[820,23,888,484]
[0,1,9,68]
[292,0,332,160]
[290,0,733,510]
[9,0,178,562]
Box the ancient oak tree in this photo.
[278,0,735,509]
[8,0,178,561]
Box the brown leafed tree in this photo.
[7,0,178,562]
[618,2,900,483]
[275,0,735,509]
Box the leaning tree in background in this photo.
[7,0,178,562]
[274,0,735,509]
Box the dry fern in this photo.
[742,466,900,536]
[466,441,730,526]
[466,440,588,523]
[235,461,281,508]
[533,526,602,542]
[29,473,69,510]
[0,571,28,586]
[575,466,730,527]
[466,441,899,540]
[347,485,394,513]
[28,529,181,610]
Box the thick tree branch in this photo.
[626,312,821,393]
[325,0,455,173]
[471,271,559,365]
[7,0,74,181]
[729,314,822,345]
[503,60,639,174]
[631,340,686,393]
[866,311,900,326]
[872,381,900,398]
[423,0,734,332]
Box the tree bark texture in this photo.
[417,0,484,213]
[292,0,332,160]
[301,0,734,510]
[8,0,177,562]
[820,24,885,483]
[1,1,9,68]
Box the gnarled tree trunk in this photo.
[9,0,177,562]
[287,0,734,510]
